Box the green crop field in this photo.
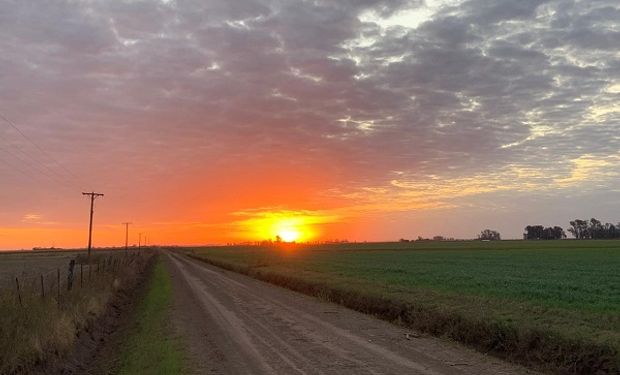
[184,240,620,374]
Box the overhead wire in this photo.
[0,147,63,187]
[0,140,78,192]
[0,111,89,193]
[0,111,89,191]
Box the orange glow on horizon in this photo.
[231,209,341,243]
[0,209,342,250]
[252,215,314,243]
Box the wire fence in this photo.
[1,251,148,308]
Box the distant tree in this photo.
[524,225,544,240]
[589,218,603,239]
[275,235,282,243]
[478,229,501,241]
[525,225,565,240]
[432,235,445,241]
[399,238,410,242]
[549,226,566,240]
[568,219,589,239]
[567,218,620,239]
[591,220,620,239]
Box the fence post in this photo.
[41,274,45,299]
[15,277,22,307]
[67,260,75,291]
[57,268,60,304]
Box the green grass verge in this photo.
[117,257,184,375]
[185,240,620,375]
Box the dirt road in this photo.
[165,252,536,375]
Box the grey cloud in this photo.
[462,0,550,25]
[0,0,619,229]
[0,1,116,54]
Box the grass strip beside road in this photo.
[117,257,184,375]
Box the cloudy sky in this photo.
[1,0,619,249]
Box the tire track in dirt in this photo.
[165,252,538,375]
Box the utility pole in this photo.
[82,192,104,265]
[138,232,142,250]
[122,222,132,254]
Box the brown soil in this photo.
[165,251,540,375]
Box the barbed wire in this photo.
[0,252,145,292]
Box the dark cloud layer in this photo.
[1,0,619,242]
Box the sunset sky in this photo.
[1,0,619,249]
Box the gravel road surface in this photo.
[165,252,537,375]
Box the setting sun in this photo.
[277,228,301,242]
[271,217,308,242]
[230,209,338,243]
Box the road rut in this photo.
[165,252,537,375]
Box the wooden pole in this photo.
[67,260,75,291]
[57,268,60,303]
[123,222,131,255]
[82,192,104,275]
[15,277,22,307]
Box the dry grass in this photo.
[0,252,152,374]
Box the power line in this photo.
[0,146,77,192]
[0,133,82,192]
[0,148,88,213]
[0,111,89,189]
[0,148,53,186]
[0,111,87,186]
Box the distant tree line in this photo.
[567,218,620,239]
[400,235,456,242]
[478,229,501,241]
[407,217,620,243]
[524,225,566,240]
[523,218,620,240]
